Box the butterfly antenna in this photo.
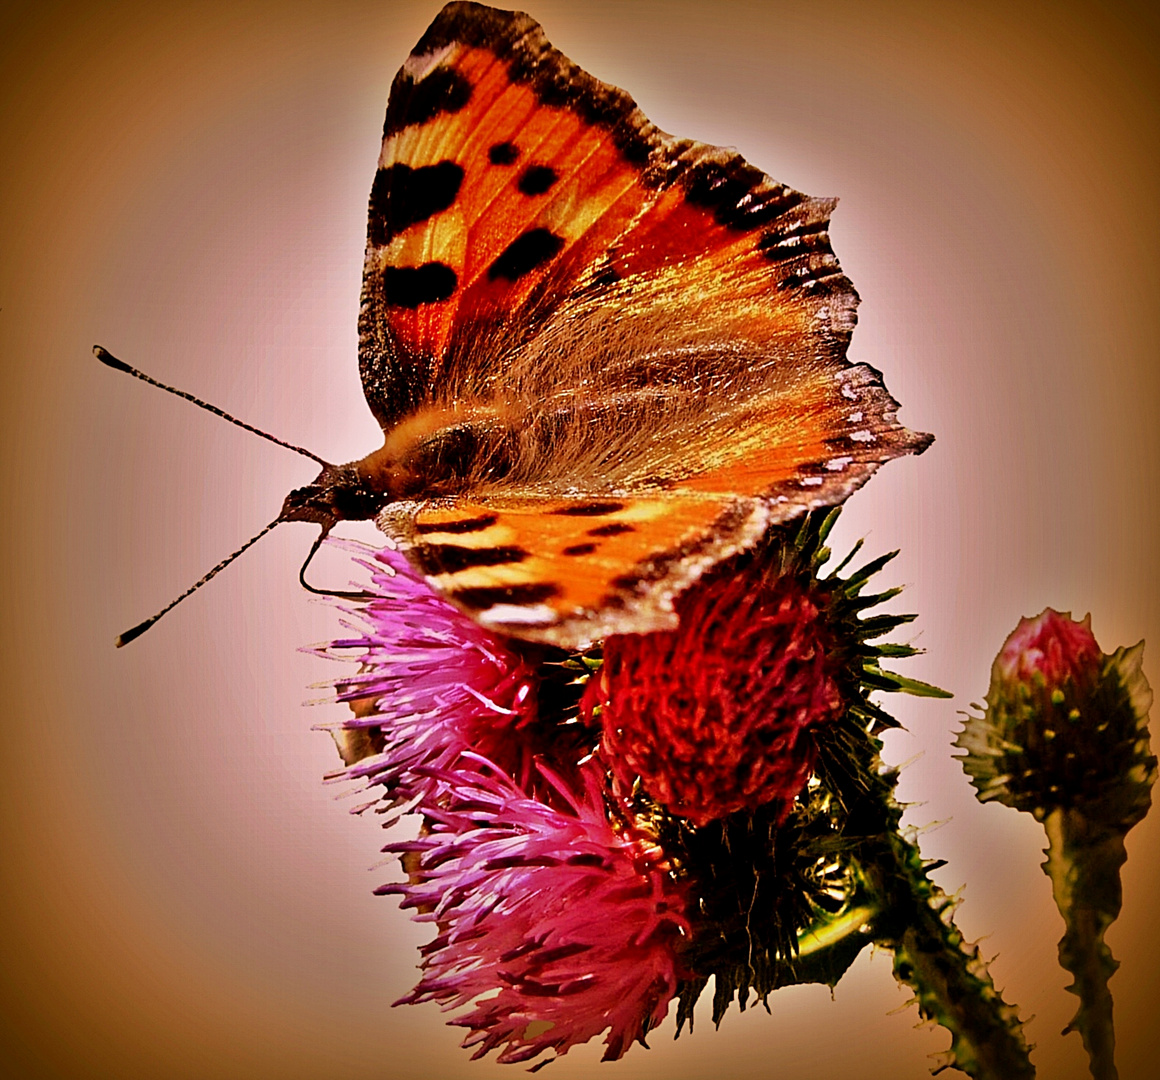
[115,519,281,647]
[94,345,329,466]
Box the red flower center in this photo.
[588,563,847,825]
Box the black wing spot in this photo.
[488,141,519,165]
[563,542,597,556]
[368,162,464,247]
[551,501,624,516]
[414,513,498,535]
[587,522,634,537]
[381,263,457,308]
[383,67,473,138]
[487,228,565,281]
[517,164,558,195]
[413,544,529,575]
[453,582,561,610]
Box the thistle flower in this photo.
[317,523,1036,1079]
[586,514,923,826]
[589,568,843,825]
[380,756,689,1068]
[315,543,688,1067]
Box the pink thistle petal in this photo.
[311,542,539,803]
[995,608,1102,690]
[379,757,689,1067]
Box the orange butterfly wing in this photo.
[387,494,746,645]
[362,2,930,645]
[385,365,919,645]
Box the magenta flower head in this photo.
[380,757,689,1068]
[958,608,1155,824]
[316,542,688,1067]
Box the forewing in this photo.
[359,2,655,424]
[359,2,858,427]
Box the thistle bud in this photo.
[957,609,1155,825]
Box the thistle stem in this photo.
[818,716,1035,1079]
[864,829,1036,1080]
[1041,806,1126,1080]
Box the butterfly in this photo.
[107,0,930,649]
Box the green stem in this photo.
[1041,807,1127,1080]
[815,714,1035,1079]
[863,830,1036,1080]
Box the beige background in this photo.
[2,1,1157,1077]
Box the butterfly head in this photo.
[278,459,394,533]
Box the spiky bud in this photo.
[957,609,1155,824]
[957,609,1155,1080]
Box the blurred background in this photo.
[2,1,1157,1077]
